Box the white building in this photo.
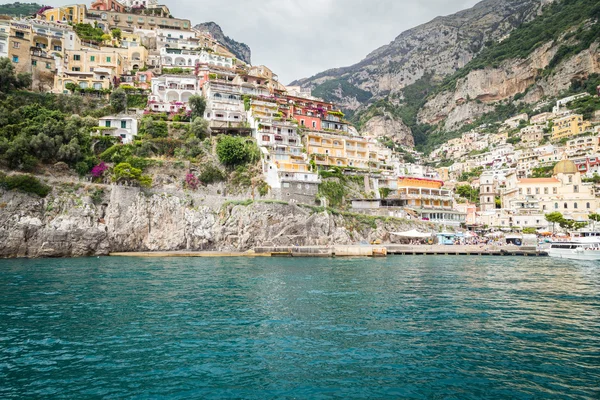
[0,19,8,59]
[148,75,201,113]
[160,48,234,69]
[97,115,138,144]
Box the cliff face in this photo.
[0,185,432,258]
[195,22,252,64]
[418,41,600,130]
[291,0,547,108]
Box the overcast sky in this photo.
[54,0,480,83]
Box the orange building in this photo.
[90,0,126,12]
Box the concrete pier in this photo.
[110,245,547,258]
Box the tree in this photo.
[589,213,600,230]
[188,95,206,120]
[111,28,122,41]
[189,117,210,139]
[110,88,127,113]
[0,57,31,93]
[545,212,564,233]
[112,162,152,187]
[216,136,260,168]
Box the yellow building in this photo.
[55,46,125,92]
[40,4,87,24]
[552,114,592,141]
[304,131,370,169]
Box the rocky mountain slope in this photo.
[0,184,433,258]
[291,0,548,109]
[292,0,600,153]
[195,22,251,64]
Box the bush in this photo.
[0,173,51,197]
[199,164,226,184]
[216,136,259,167]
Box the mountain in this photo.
[290,0,552,147]
[194,22,251,65]
[0,2,43,16]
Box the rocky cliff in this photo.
[291,0,547,107]
[0,184,433,258]
[195,22,252,64]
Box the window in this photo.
[300,120,305,126]
[568,176,573,184]
[105,121,111,127]
[536,188,540,195]
[553,188,558,194]
[544,187,549,195]
[12,56,18,63]
[90,56,95,61]
[31,60,37,66]
[46,63,51,69]
[106,57,111,62]
[574,185,579,193]
[487,187,490,193]
[564,203,568,209]
[12,42,19,49]
[73,54,80,61]
[121,121,127,129]
[543,205,547,210]
[574,203,578,209]
[312,121,316,128]
[15,31,24,38]
[71,67,80,71]
[527,188,531,195]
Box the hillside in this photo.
[194,22,251,65]
[292,0,600,154]
[291,0,547,110]
[0,2,43,16]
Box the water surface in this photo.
[1,256,599,399]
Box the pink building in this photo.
[90,0,126,12]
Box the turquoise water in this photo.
[1,257,599,399]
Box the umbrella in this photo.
[485,232,504,238]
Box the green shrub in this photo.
[0,173,51,197]
[199,164,226,184]
[216,135,259,167]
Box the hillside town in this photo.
[1,0,599,233]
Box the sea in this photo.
[0,256,599,399]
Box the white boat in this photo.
[548,231,600,260]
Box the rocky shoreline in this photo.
[0,184,435,259]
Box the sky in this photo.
[53,0,480,84]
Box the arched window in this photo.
[574,203,578,209]
[487,187,490,193]
[555,203,559,209]
[587,202,591,209]
[568,176,573,184]
[564,203,568,209]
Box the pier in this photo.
[110,245,548,258]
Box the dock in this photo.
[109,245,548,258]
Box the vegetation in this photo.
[126,94,148,109]
[161,68,193,75]
[216,136,259,168]
[545,211,588,232]
[0,172,51,197]
[312,78,372,104]
[455,185,480,204]
[567,93,600,120]
[112,162,152,187]
[110,88,127,113]
[458,167,483,182]
[531,163,557,178]
[0,2,42,16]
[199,164,226,184]
[318,180,347,209]
[73,23,107,44]
[0,57,32,93]
[439,0,600,91]
[188,95,206,120]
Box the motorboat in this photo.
[548,231,600,260]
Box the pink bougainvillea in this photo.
[91,162,109,178]
[185,173,199,190]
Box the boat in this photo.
[548,231,600,260]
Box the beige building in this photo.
[480,160,600,229]
[552,114,592,141]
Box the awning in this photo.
[390,230,432,238]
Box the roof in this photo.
[518,178,560,184]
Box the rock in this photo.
[0,185,437,258]
[361,114,414,147]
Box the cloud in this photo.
[51,0,480,83]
